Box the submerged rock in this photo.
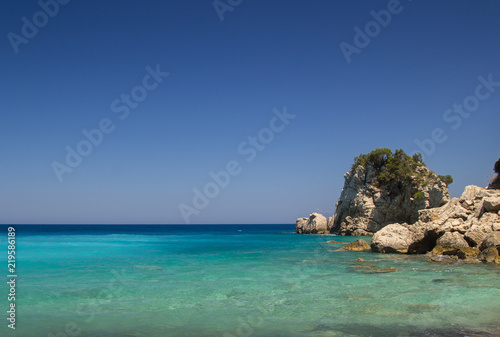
[335,239,371,252]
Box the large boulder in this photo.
[431,232,470,256]
[479,232,500,251]
[371,223,414,253]
[436,231,469,249]
[480,248,500,263]
[484,197,500,212]
[464,212,499,246]
[295,213,329,234]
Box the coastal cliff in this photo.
[296,149,450,235]
[295,150,500,263]
[332,149,450,236]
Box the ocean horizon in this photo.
[1,224,499,337]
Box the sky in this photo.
[1,0,499,224]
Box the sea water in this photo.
[0,225,499,337]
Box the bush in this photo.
[413,191,425,200]
[438,175,454,186]
[351,148,447,195]
[491,158,500,187]
[352,148,392,171]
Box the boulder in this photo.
[295,213,329,234]
[479,232,500,251]
[480,247,500,263]
[456,247,481,259]
[484,196,500,212]
[464,212,499,246]
[326,240,344,244]
[336,239,371,252]
[436,232,469,249]
[371,223,414,253]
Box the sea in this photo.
[0,224,499,337]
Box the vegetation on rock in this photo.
[352,148,452,194]
[438,175,454,186]
[492,158,500,188]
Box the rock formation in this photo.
[295,213,329,234]
[332,149,450,235]
[371,185,500,263]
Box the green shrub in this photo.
[350,148,447,195]
[413,191,425,200]
[438,175,454,186]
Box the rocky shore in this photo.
[296,149,500,263]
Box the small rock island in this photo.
[297,148,500,263]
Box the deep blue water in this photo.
[0,225,499,337]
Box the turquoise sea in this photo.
[1,225,499,337]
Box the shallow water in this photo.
[1,225,499,337]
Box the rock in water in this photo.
[295,213,329,234]
[480,247,500,263]
[479,232,500,251]
[431,232,469,255]
[370,223,414,253]
[332,149,450,236]
[335,239,371,252]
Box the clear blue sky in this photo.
[1,0,499,224]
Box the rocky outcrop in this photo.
[371,223,414,253]
[295,213,329,234]
[370,185,500,263]
[333,164,449,236]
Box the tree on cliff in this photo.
[489,158,500,189]
[438,175,454,186]
[352,148,450,192]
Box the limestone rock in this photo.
[295,213,329,234]
[336,239,371,252]
[332,163,449,236]
[464,212,499,246]
[480,247,500,263]
[456,247,480,259]
[436,232,469,249]
[479,232,500,251]
[484,196,500,212]
[371,223,414,253]
[459,185,485,202]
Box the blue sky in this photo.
[1,0,499,224]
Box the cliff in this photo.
[332,149,450,235]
